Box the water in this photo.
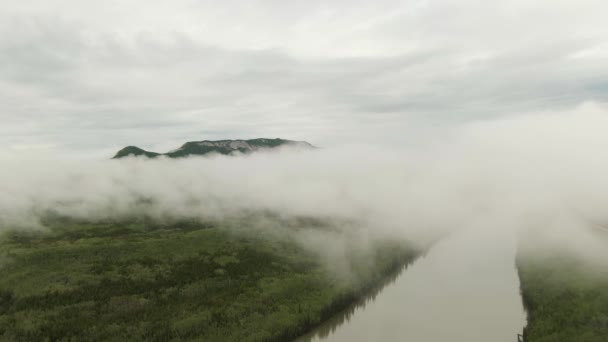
[298,226,527,342]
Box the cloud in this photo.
[0,1,607,158]
[1,103,607,266]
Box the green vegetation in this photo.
[112,146,162,159]
[517,230,608,342]
[0,217,418,341]
[112,138,314,159]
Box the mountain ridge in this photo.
[112,138,315,159]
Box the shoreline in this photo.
[291,250,424,342]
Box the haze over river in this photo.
[299,226,527,342]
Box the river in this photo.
[298,226,527,342]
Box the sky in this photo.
[1,0,607,159]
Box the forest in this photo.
[0,215,419,341]
[517,229,608,342]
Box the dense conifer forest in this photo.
[0,217,418,341]
[517,230,608,342]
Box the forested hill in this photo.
[112,138,315,159]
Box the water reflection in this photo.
[298,227,527,342]
[298,260,419,341]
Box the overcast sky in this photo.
[1,0,606,158]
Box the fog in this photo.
[1,102,607,265]
[299,225,527,342]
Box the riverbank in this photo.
[298,227,527,342]
[0,217,420,341]
[517,228,608,341]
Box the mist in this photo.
[1,102,607,265]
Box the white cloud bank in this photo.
[1,103,607,263]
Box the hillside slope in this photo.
[112,138,314,159]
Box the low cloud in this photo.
[1,103,607,266]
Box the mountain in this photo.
[112,138,315,159]
[112,146,162,159]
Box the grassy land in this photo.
[517,230,608,342]
[0,216,419,341]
